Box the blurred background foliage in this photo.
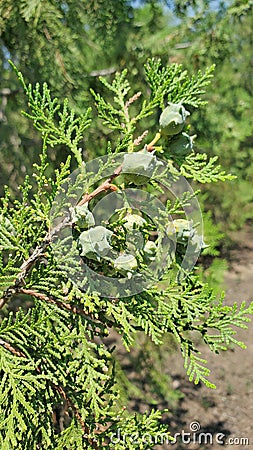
[0,0,252,231]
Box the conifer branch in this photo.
[18,288,92,316]
[0,335,100,448]
[0,218,71,309]
[0,135,160,310]
[54,385,100,449]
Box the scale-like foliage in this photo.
[0,59,252,448]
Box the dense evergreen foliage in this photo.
[0,57,252,449]
[0,1,252,448]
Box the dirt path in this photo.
[164,228,253,449]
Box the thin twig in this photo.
[0,217,71,310]
[53,384,100,448]
[134,130,149,146]
[18,288,116,330]
[0,338,26,357]
[78,139,157,206]
[43,27,74,84]
[19,288,91,317]
[78,166,122,206]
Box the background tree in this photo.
[1,0,252,230]
[165,0,253,229]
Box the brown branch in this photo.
[18,288,116,330]
[125,91,142,109]
[43,26,52,42]
[0,217,70,310]
[43,27,74,84]
[53,385,100,448]
[55,49,74,84]
[19,288,91,318]
[0,338,26,357]
[78,170,121,206]
[77,137,159,207]
[134,130,149,147]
